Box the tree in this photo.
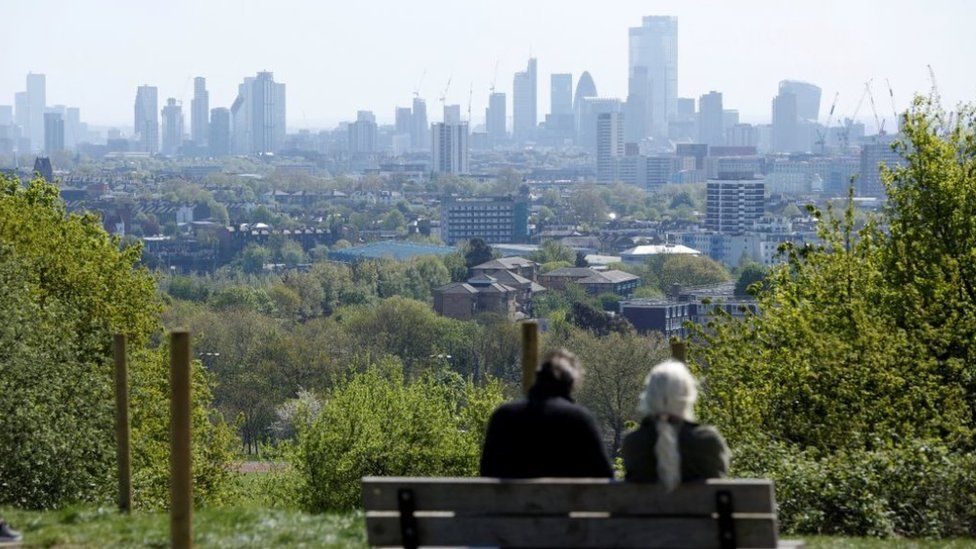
[734,262,767,297]
[575,250,589,267]
[241,243,271,273]
[572,187,609,225]
[568,301,634,337]
[279,239,306,267]
[464,238,493,269]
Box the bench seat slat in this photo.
[365,514,779,548]
[362,477,775,515]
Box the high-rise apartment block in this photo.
[698,91,724,146]
[348,110,378,154]
[411,97,429,152]
[628,16,678,139]
[230,71,286,155]
[432,120,469,174]
[597,112,624,183]
[209,107,230,156]
[26,73,46,152]
[191,77,209,147]
[43,112,64,153]
[161,98,184,155]
[486,92,506,145]
[706,179,765,234]
[512,57,537,142]
[134,85,159,153]
[441,196,530,245]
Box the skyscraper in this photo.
[550,74,573,117]
[597,112,624,183]
[443,104,461,125]
[628,16,678,139]
[191,77,209,147]
[771,89,798,153]
[778,80,821,122]
[14,92,29,143]
[134,85,159,154]
[26,73,46,152]
[43,112,64,153]
[411,97,429,152]
[486,92,506,145]
[706,179,765,234]
[432,120,469,174]
[161,98,184,155]
[578,97,621,152]
[65,107,80,149]
[230,72,286,154]
[573,71,598,142]
[209,107,230,156]
[512,57,537,142]
[395,107,413,136]
[698,91,724,147]
[348,110,377,154]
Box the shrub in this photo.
[292,360,503,511]
[732,439,976,537]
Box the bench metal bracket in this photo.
[716,489,736,549]
[397,488,419,549]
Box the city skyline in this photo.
[2,0,974,130]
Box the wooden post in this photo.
[670,339,688,363]
[113,334,132,513]
[170,331,193,549]
[521,322,539,395]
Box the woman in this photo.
[621,360,729,490]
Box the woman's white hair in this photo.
[637,360,699,491]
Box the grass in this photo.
[0,506,366,548]
[3,506,973,548]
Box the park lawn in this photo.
[2,506,973,548]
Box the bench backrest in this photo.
[362,477,779,548]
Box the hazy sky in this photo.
[3,0,974,130]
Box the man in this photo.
[480,348,613,478]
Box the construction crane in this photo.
[885,79,899,133]
[841,81,871,151]
[489,59,500,94]
[865,80,884,136]
[466,82,474,123]
[413,70,426,99]
[815,92,839,154]
[439,76,452,107]
[927,64,940,103]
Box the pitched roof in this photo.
[473,256,537,270]
[578,269,641,284]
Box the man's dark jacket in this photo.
[479,385,613,478]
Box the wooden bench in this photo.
[362,477,803,548]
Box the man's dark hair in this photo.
[533,348,582,396]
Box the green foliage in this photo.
[463,238,493,269]
[532,240,577,265]
[292,363,504,511]
[734,262,767,297]
[568,301,634,337]
[0,176,233,510]
[241,243,271,274]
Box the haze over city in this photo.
[2,0,974,128]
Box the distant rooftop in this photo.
[329,241,455,262]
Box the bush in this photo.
[292,361,504,511]
[732,439,976,537]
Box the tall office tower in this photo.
[778,80,821,122]
[209,107,231,156]
[431,120,469,174]
[26,73,46,152]
[486,92,506,145]
[573,71,597,141]
[771,89,799,152]
[0,105,12,125]
[578,97,622,152]
[64,107,80,149]
[191,77,209,146]
[134,85,159,153]
[443,104,461,125]
[512,57,537,142]
[43,112,64,153]
[698,91,724,147]
[14,92,29,136]
[597,112,624,183]
[411,97,429,151]
[160,98,184,155]
[550,74,573,117]
[624,66,648,142]
[705,179,765,234]
[348,110,378,154]
[726,123,759,148]
[628,16,678,139]
[395,107,413,137]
